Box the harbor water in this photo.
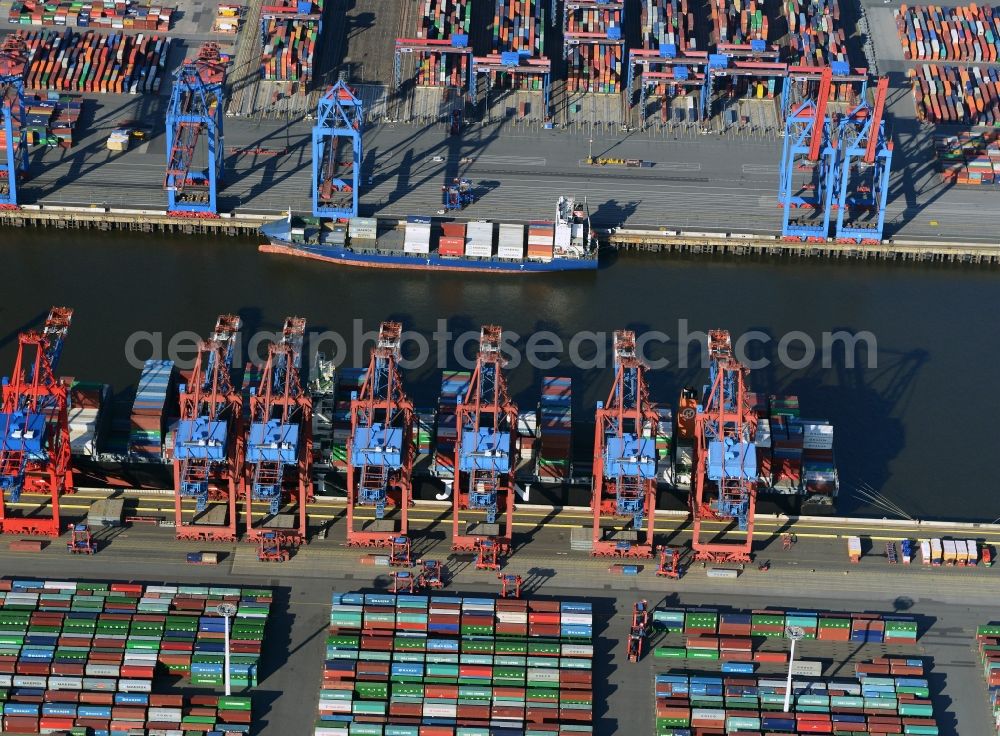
[2,229,998,521]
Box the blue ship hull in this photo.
[259,219,599,273]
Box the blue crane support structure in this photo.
[591,330,658,559]
[691,330,758,563]
[0,35,28,207]
[627,47,708,125]
[452,325,518,555]
[165,43,225,215]
[834,75,892,244]
[346,321,415,547]
[779,64,871,241]
[313,80,363,219]
[0,307,74,536]
[243,316,312,549]
[173,314,243,541]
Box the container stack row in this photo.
[413,0,472,87]
[212,2,242,34]
[643,0,693,52]
[655,407,673,483]
[537,376,572,481]
[896,4,1000,61]
[261,5,322,84]
[935,131,1000,186]
[0,693,250,734]
[752,394,837,496]
[782,0,848,66]
[5,0,174,30]
[329,367,365,469]
[918,537,982,564]
[433,371,471,478]
[19,31,170,94]
[651,606,918,643]
[14,92,80,148]
[976,626,1000,735]
[909,64,1000,126]
[491,0,548,92]
[564,1,625,93]
[317,592,594,735]
[68,380,109,458]
[710,0,768,46]
[654,659,938,736]
[128,359,174,462]
[0,580,271,684]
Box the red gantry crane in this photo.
[243,317,312,552]
[690,330,759,562]
[0,307,74,536]
[345,322,415,547]
[591,330,658,558]
[452,326,519,557]
[173,314,243,541]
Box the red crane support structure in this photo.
[243,316,312,549]
[173,314,243,541]
[591,330,658,558]
[452,326,518,555]
[0,307,74,536]
[345,321,415,547]
[690,330,759,563]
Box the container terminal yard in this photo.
[0,307,995,733]
[1,0,1000,256]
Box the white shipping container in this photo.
[118,678,152,692]
[0,675,10,687]
[464,242,492,258]
[403,241,431,255]
[146,585,179,595]
[942,539,957,559]
[466,221,493,244]
[968,540,978,563]
[48,676,83,690]
[920,540,931,564]
[82,677,117,691]
[85,664,120,677]
[13,675,47,688]
[560,613,592,625]
[349,217,377,240]
[691,708,727,720]
[554,222,572,248]
[497,244,524,259]
[148,708,183,722]
[42,581,76,590]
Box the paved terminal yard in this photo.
[4,0,1000,245]
[1,501,999,734]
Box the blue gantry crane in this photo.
[173,314,243,541]
[243,317,312,549]
[691,329,758,562]
[452,325,518,556]
[165,43,225,215]
[591,330,659,558]
[0,35,28,208]
[778,65,838,241]
[313,80,363,219]
[834,76,893,244]
[346,321,415,547]
[0,307,74,537]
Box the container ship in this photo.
[258,196,599,273]
[72,354,839,512]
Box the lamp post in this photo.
[783,625,805,712]
[217,603,238,696]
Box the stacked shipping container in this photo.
[782,0,848,65]
[976,626,1000,735]
[537,376,571,481]
[6,0,174,30]
[752,394,838,495]
[711,0,768,46]
[643,0,692,52]
[654,659,938,736]
[935,132,1000,186]
[128,359,174,461]
[565,1,625,93]
[317,592,594,735]
[909,64,1000,126]
[439,222,467,257]
[491,0,548,92]
[0,578,271,732]
[433,371,471,478]
[16,30,171,94]
[261,0,322,83]
[896,4,1000,61]
[413,0,471,87]
[68,381,109,458]
[527,221,555,260]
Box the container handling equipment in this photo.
[66,523,95,554]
